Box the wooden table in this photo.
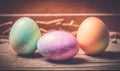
[0,38,120,70]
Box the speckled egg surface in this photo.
[37,31,79,61]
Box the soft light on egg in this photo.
[77,17,109,55]
[37,31,79,61]
[9,17,41,55]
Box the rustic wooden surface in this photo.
[0,38,120,70]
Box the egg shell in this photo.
[77,17,109,55]
[37,31,79,61]
[9,17,41,55]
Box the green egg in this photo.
[9,17,41,55]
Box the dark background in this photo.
[0,0,120,13]
[0,0,120,35]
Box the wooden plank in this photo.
[0,39,120,70]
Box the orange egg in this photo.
[77,17,109,55]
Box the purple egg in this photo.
[37,31,79,61]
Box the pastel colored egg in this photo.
[77,17,109,55]
[37,31,79,61]
[9,17,41,55]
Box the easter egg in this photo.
[9,17,41,55]
[37,31,79,61]
[77,17,109,55]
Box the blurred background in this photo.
[0,0,120,36]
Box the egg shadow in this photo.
[88,51,120,59]
[46,58,87,65]
[17,52,43,59]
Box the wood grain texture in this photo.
[0,38,120,70]
[0,0,120,32]
[0,0,120,13]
